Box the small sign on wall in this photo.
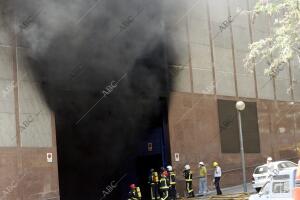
[175,153,179,161]
[47,153,53,163]
[148,143,153,152]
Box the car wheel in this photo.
[255,188,261,193]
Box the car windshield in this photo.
[278,162,297,170]
[255,166,268,174]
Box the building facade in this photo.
[166,0,300,193]
[0,2,59,199]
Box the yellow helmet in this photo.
[213,162,218,167]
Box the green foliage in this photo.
[244,0,300,77]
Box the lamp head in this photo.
[236,101,245,111]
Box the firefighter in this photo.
[183,164,194,198]
[128,184,142,200]
[148,168,160,200]
[213,162,222,195]
[160,167,167,177]
[159,171,169,200]
[167,165,176,200]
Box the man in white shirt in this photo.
[213,162,222,195]
[266,156,276,177]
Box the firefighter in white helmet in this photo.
[166,165,176,200]
[183,164,194,198]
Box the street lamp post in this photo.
[236,101,247,192]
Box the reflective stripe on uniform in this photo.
[187,182,193,193]
[161,191,169,200]
[160,178,168,190]
[150,186,155,200]
[160,186,169,189]
[186,172,192,181]
[170,173,176,185]
[188,188,194,193]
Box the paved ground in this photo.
[193,183,256,199]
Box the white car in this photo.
[252,161,297,192]
[249,167,297,200]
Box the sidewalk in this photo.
[194,183,255,199]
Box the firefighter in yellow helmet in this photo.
[148,168,160,200]
[213,162,222,195]
[167,165,176,200]
[128,184,142,200]
[183,164,194,198]
[159,170,169,200]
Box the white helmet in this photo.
[199,161,204,166]
[267,157,272,162]
[184,164,190,170]
[167,165,173,171]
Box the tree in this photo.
[244,0,300,78]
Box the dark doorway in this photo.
[136,154,163,198]
[120,99,170,199]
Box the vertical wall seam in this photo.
[13,21,20,148]
[12,1,24,199]
[288,61,295,101]
[185,16,194,94]
[206,0,217,96]
[288,61,297,152]
[246,0,258,99]
[227,0,238,99]
[266,16,277,100]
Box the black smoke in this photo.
[14,0,173,199]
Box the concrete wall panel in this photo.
[0,113,17,146]
[189,18,209,45]
[216,71,236,96]
[169,66,191,93]
[0,2,13,45]
[275,79,292,101]
[0,47,13,80]
[237,73,255,98]
[256,75,274,100]
[192,68,214,94]
[190,44,211,69]
[214,47,234,73]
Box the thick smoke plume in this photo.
[13,0,174,199]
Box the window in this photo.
[254,166,268,174]
[278,162,297,170]
[217,100,260,153]
[272,181,290,193]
